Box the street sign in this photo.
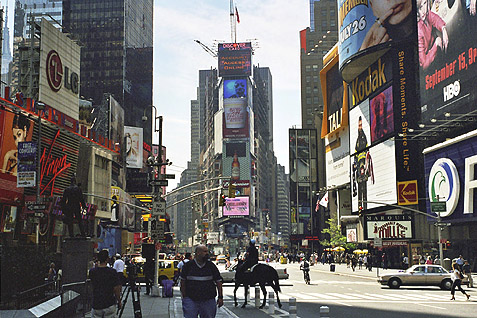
[27,204,47,210]
[431,202,446,213]
[148,179,168,187]
[150,216,165,241]
[164,174,175,179]
[152,201,166,216]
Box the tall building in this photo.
[1,7,13,88]
[13,0,62,39]
[276,164,290,246]
[62,0,153,144]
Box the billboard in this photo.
[109,96,124,149]
[424,130,477,221]
[124,126,143,169]
[325,127,350,187]
[338,0,415,81]
[417,0,477,124]
[222,141,251,182]
[218,42,252,77]
[224,223,248,238]
[39,19,81,120]
[223,98,249,139]
[223,197,249,217]
[364,215,413,240]
[320,50,348,137]
[112,186,137,231]
[350,139,397,212]
[369,85,394,143]
[223,79,247,99]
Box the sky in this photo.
[1,0,310,190]
[153,0,309,189]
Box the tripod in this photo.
[117,268,142,318]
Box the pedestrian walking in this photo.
[113,254,126,286]
[358,255,363,270]
[433,255,440,265]
[89,250,122,317]
[402,253,409,269]
[462,260,473,288]
[363,255,368,270]
[382,253,388,270]
[367,254,373,272]
[180,245,224,318]
[456,255,465,267]
[144,258,154,295]
[450,261,470,300]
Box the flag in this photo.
[235,6,240,23]
[319,192,329,208]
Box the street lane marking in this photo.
[416,303,447,310]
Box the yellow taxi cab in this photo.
[124,257,179,284]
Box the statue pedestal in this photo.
[62,237,94,284]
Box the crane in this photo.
[194,39,217,58]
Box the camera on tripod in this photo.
[125,260,137,282]
[118,259,142,318]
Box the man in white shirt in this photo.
[113,254,125,285]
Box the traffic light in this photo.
[444,240,451,250]
[358,205,364,216]
[228,182,236,198]
[219,192,226,206]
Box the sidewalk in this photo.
[117,291,174,318]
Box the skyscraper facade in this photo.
[62,0,153,144]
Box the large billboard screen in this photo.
[222,141,251,182]
[369,85,394,143]
[223,79,247,99]
[325,128,350,187]
[109,96,124,150]
[224,223,248,237]
[39,19,81,120]
[0,111,35,203]
[417,0,477,124]
[350,138,397,212]
[124,126,143,169]
[218,42,252,77]
[223,98,249,139]
[338,0,415,81]
[223,197,249,216]
[364,215,413,240]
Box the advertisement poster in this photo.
[349,99,371,156]
[17,141,38,188]
[417,0,477,124]
[351,139,397,212]
[222,141,251,182]
[338,0,415,77]
[124,126,143,169]
[1,206,18,233]
[218,42,252,77]
[223,197,249,216]
[325,128,350,187]
[369,85,394,143]
[223,98,249,139]
[109,96,124,150]
[224,79,247,99]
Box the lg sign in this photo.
[46,50,79,95]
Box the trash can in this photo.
[330,264,336,272]
[443,258,451,271]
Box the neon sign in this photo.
[39,130,72,196]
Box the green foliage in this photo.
[320,218,356,250]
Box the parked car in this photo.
[220,263,289,283]
[216,255,230,266]
[377,264,467,290]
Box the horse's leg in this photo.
[273,282,282,308]
[233,282,239,307]
[259,283,267,309]
[241,285,248,308]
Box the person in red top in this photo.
[417,0,449,69]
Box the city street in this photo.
[171,262,477,318]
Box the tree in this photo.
[320,218,356,250]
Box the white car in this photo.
[378,264,459,290]
[220,263,289,283]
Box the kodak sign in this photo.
[351,56,392,106]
